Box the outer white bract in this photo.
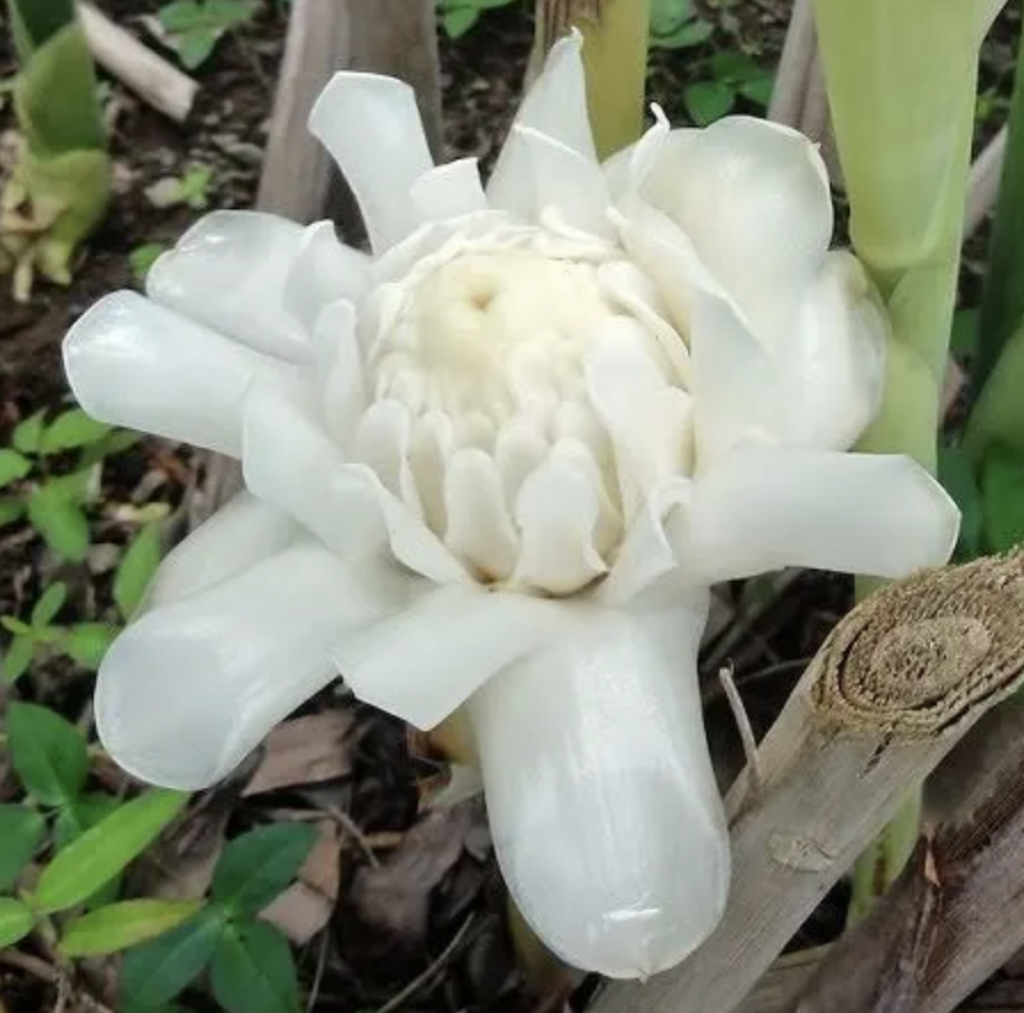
[62,36,959,979]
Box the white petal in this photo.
[444,448,519,581]
[96,543,413,789]
[769,251,886,449]
[283,222,372,334]
[643,117,832,338]
[353,399,422,514]
[487,31,596,215]
[147,492,296,609]
[685,446,961,582]
[586,317,694,516]
[513,441,609,595]
[601,479,692,605]
[515,126,612,236]
[469,599,729,979]
[688,285,776,469]
[309,72,433,252]
[336,585,571,730]
[147,211,311,363]
[242,381,468,583]
[409,158,489,222]
[63,291,295,456]
[603,105,671,200]
[313,299,366,451]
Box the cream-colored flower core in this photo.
[360,228,693,593]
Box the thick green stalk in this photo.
[973,27,1024,395]
[813,0,1000,908]
[532,0,651,160]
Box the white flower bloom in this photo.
[62,36,959,979]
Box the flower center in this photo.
[354,228,694,595]
[374,248,617,439]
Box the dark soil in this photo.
[0,1,1021,1011]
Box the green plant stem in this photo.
[532,0,651,160]
[974,25,1024,392]
[813,0,996,910]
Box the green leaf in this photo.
[62,622,120,669]
[61,898,205,957]
[0,897,34,949]
[652,19,713,49]
[54,791,123,850]
[210,920,300,1013]
[1,616,31,636]
[13,411,47,454]
[212,823,317,916]
[78,428,143,468]
[31,582,68,627]
[0,449,32,489]
[938,445,983,560]
[34,789,188,913]
[121,907,225,1006]
[442,7,479,38]
[684,80,735,125]
[0,805,46,891]
[737,75,774,108]
[129,242,168,284]
[980,444,1024,553]
[39,408,112,454]
[159,0,257,32]
[3,634,36,685]
[0,498,27,527]
[27,483,91,561]
[974,27,1024,391]
[650,0,693,35]
[5,701,88,806]
[114,524,163,619]
[177,29,218,70]
[951,306,979,357]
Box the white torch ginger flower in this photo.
[62,36,959,980]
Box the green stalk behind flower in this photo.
[2,0,110,300]
[531,0,651,160]
[812,0,1004,913]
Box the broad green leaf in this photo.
[5,701,88,805]
[0,805,46,891]
[114,524,162,619]
[210,920,300,1013]
[0,449,32,489]
[31,582,67,627]
[61,898,204,957]
[39,408,112,454]
[34,789,188,913]
[2,634,36,684]
[78,428,143,468]
[27,484,91,561]
[121,907,225,1006]
[63,622,120,669]
[212,823,317,916]
[0,897,34,949]
[159,0,257,32]
[980,445,1024,553]
[13,411,46,455]
[684,80,735,125]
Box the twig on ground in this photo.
[77,3,198,122]
[374,914,477,1013]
